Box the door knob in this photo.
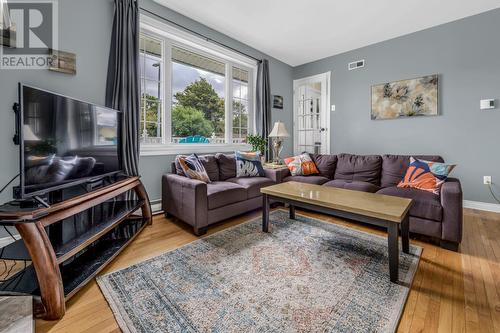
[320,128,326,132]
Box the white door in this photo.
[293,72,331,155]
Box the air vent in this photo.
[348,59,365,71]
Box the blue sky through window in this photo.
[172,62,225,101]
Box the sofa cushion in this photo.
[284,153,319,176]
[175,154,219,182]
[175,154,211,183]
[310,154,337,179]
[215,153,237,180]
[323,179,380,193]
[334,154,382,185]
[227,177,275,199]
[198,155,220,181]
[235,151,265,177]
[283,175,329,185]
[377,186,443,222]
[207,181,247,210]
[381,154,444,188]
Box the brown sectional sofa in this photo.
[162,153,463,250]
[162,154,277,235]
[270,153,463,250]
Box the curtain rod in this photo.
[139,7,262,63]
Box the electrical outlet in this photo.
[484,176,492,185]
[331,105,336,112]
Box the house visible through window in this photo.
[139,17,256,154]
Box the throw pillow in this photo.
[176,154,211,183]
[284,153,320,176]
[398,157,455,195]
[235,151,265,177]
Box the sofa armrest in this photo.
[440,177,463,244]
[264,167,290,183]
[162,174,208,228]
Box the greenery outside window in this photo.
[139,16,257,155]
[139,35,163,144]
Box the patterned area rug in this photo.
[97,210,421,333]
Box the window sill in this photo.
[140,143,252,156]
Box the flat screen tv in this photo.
[16,84,122,199]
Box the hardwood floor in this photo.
[36,208,500,333]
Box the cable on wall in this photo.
[0,174,19,194]
[487,184,500,204]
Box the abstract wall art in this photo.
[371,74,438,120]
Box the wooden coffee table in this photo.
[261,181,412,283]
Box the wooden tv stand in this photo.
[0,176,152,320]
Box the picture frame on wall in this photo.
[371,74,438,120]
[273,95,283,109]
[49,49,77,75]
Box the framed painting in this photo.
[371,74,438,120]
[49,49,77,75]
[273,95,283,109]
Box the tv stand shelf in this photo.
[0,177,152,320]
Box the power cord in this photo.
[0,174,21,247]
[487,183,500,204]
[0,174,20,194]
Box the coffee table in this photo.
[260,181,412,283]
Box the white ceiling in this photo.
[153,0,500,66]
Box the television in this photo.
[15,84,122,199]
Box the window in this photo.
[232,66,249,143]
[139,16,256,155]
[171,46,226,144]
[139,35,163,144]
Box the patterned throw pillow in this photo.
[235,151,265,177]
[398,157,455,195]
[176,154,211,183]
[284,153,320,176]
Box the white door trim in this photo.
[293,71,331,155]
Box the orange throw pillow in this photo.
[398,157,455,195]
[284,153,319,176]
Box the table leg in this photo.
[401,214,410,254]
[16,222,65,319]
[289,204,296,219]
[262,194,270,232]
[387,222,399,283]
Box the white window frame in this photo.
[139,15,257,156]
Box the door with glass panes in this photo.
[293,72,330,155]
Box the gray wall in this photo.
[293,8,500,204]
[0,0,293,206]
[0,0,114,205]
[139,0,293,203]
[1,0,496,207]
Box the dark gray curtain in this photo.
[256,59,272,161]
[106,0,140,176]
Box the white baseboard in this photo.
[463,200,500,213]
[151,202,162,214]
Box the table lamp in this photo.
[268,121,289,164]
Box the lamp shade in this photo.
[23,125,40,141]
[268,121,289,138]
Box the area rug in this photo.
[97,210,421,333]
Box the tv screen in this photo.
[18,84,122,198]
